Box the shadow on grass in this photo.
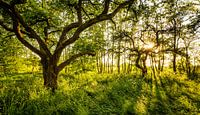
[0,73,147,115]
[144,74,172,115]
[158,75,200,114]
[0,73,200,114]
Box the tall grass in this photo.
[0,71,200,114]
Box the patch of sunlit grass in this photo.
[135,95,148,114]
[0,71,200,114]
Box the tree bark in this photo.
[41,58,58,92]
[107,52,110,73]
[173,53,177,73]
[161,52,165,72]
[185,49,191,77]
[172,18,178,73]
[96,51,100,73]
[135,52,148,77]
[142,53,148,77]
[150,54,156,77]
[117,40,121,74]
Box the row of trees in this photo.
[94,0,200,77]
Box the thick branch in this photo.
[44,19,50,42]
[57,51,95,72]
[165,48,187,57]
[58,0,83,45]
[57,14,113,51]
[135,53,143,70]
[12,19,44,57]
[11,7,52,57]
[58,22,80,46]
[55,0,133,54]
[0,1,52,57]
[101,0,111,14]
[76,0,82,24]
[0,20,36,38]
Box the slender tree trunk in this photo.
[111,50,114,73]
[96,51,100,73]
[135,52,148,77]
[100,52,103,73]
[117,40,121,74]
[153,56,158,72]
[128,42,132,73]
[123,51,126,73]
[142,53,148,77]
[172,18,178,73]
[161,52,165,71]
[180,58,185,72]
[173,53,177,73]
[150,54,156,77]
[103,51,106,73]
[186,56,191,76]
[107,52,110,73]
[185,48,191,77]
[158,54,161,72]
[64,48,68,73]
[128,54,131,73]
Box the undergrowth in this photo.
[0,72,200,114]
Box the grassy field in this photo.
[0,72,200,114]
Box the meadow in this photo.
[0,71,200,115]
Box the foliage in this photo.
[0,32,23,74]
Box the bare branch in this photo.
[81,7,91,19]
[101,0,111,15]
[58,22,80,46]
[48,29,61,34]
[109,18,116,29]
[110,0,134,17]
[12,19,44,57]
[57,51,95,72]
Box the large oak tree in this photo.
[0,0,135,92]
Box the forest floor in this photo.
[0,71,200,114]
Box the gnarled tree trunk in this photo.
[41,58,58,92]
[135,52,148,77]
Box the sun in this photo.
[143,42,155,50]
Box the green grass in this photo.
[0,72,200,114]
